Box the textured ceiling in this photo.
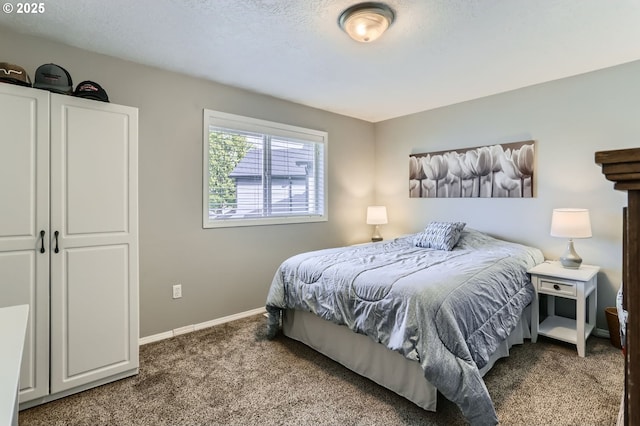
[1,0,640,122]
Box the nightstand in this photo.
[528,261,600,357]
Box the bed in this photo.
[265,223,544,425]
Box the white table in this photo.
[0,305,29,426]
[528,261,599,357]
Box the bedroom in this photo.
[0,1,639,425]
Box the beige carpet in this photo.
[19,314,624,425]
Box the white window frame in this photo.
[203,109,328,228]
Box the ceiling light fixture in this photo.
[338,2,395,43]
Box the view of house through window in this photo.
[203,110,327,228]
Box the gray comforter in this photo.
[265,229,543,425]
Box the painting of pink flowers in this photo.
[409,140,535,198]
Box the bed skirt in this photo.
[282,305,531,412]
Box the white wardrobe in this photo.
[0,83,139,408]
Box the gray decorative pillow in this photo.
[414,221,466,251]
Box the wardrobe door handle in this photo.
[54,231,59,253]
[40,230,46,253]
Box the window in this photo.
[203,109,328,228]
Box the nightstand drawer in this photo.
[538,279,576,297]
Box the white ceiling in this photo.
[2,0,640,122]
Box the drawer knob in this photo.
[553,284,560,291]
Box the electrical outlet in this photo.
[172,284,182,299]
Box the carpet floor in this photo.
[19,314,624,425]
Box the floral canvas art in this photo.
[409,140,535,198]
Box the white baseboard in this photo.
[173,325,195,336]
[139,306,267,345]
[140,330,173,344]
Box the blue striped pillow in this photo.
[414,221,466,251]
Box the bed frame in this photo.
[282,306,531,412]
[596,148,640,426]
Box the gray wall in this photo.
[374,60,640,330]
[0,26,376,337]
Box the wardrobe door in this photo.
[49,94,139,393]
[0,84,50,402]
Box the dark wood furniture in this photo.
[595,148,640,426]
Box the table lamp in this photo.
[550,208,592,269]
[366,206,388,242]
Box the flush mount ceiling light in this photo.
[338,2,395,43]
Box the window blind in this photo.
[203,110,327,228]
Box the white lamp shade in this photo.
[366,206,388,225]
[550,208,592,238]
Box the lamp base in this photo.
[559,239,582,269]
[371,225,383,242]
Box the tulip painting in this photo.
[409,140,535,198]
